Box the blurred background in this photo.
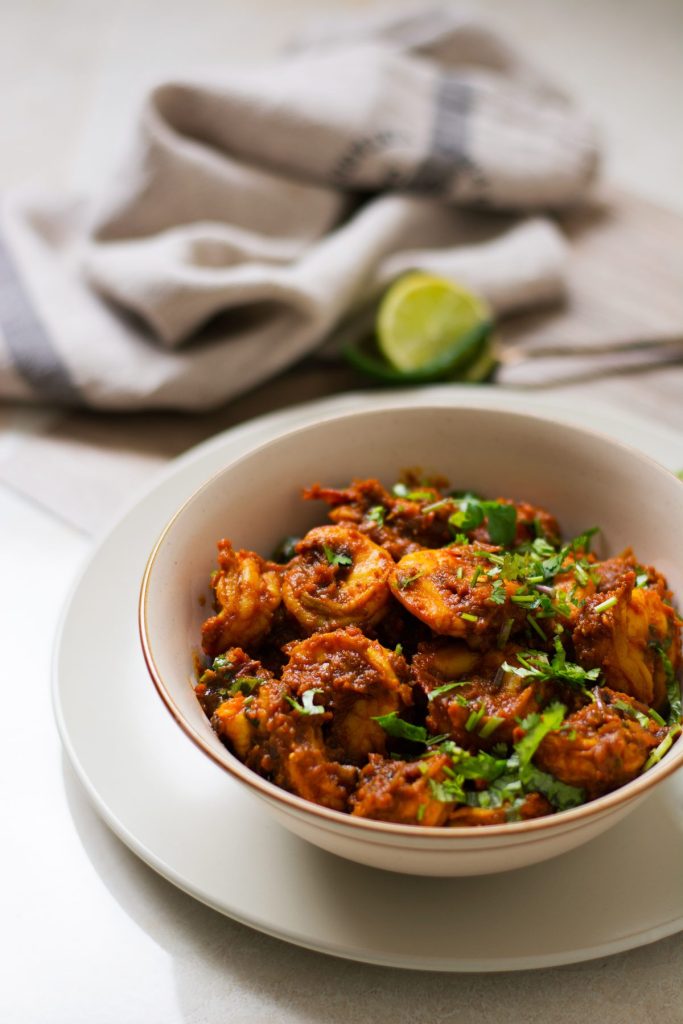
[3,0,682,210]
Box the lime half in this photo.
[377,272,490,373]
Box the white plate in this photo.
[54,387,683,972]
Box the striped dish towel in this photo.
[0,6,599,410]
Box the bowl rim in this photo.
[139,401,683,841]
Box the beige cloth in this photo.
[0,7,599,410]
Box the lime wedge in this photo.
[377,273,490,373]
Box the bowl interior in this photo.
[141,404,683,824]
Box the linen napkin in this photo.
[0,6,603,410]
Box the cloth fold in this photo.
[0,5,606,410]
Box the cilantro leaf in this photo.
[211,653,233,674]
[612,698,653,730]
[643,725,682,771]
[398,569,427,590]
[366,505,385,526]
[323,545,352,568]
[427,681,470,701]
[392,483,435,501]
[650,641,681,724]
[287,688,325,716]
[521,765,584,810]
[503,638,600,696]
[448,499,485,534]
[514,702,567,768]
[483,502,517,547]
[373,712,430,744]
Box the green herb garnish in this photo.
[398,569,427,590]
[372,712,429,744]
[650,640,682,724]
[465,704,486,732]
[287,688,325,716]
[323,545,352,568]
[367,505,385,526]
[642,725,682,771]
[428,681,470,701]
[514,702,567,768]
[392,483,434,501]
[448,497,517,546]
[479,715,504,739]
[502,637,600,696]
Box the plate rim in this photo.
[52,386,683,972]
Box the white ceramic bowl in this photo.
[140,403,683,876]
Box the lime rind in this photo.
[343,320,494,385]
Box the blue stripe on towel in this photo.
[0,231,80,403]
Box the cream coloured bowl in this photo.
[139,403,683,876]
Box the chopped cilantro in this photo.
[650,641,682,724]
[527,615,546,642]
[428,681,470,701]
[373,712,429,744]
[392,483,434,501]
[490,579,507,605]
[612,698,652,730]
[323,545,352,568]
[514,702,567,768]
[521,764,584,810]
[497,616,515,648]
[398,568,427,590]
[448,499,484,534]
[479,715,504,739]
[485,503,517,546]
[428,776,466,804]
[423,498,451,513]
[465,704,486,732]
[366,505,385,526]
[211,653,233,673]
[642,725,682,771]
[448,497,517,546]
[286,688,325,716]
[502,638,600,696]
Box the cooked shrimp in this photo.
[413,642,550,749]
[390,545,526,644]
[207,647,357,811]
[572,572,680,709]
[593,548,671,598]
[282,524,393,634]
[534,688,663,798]
[304,479,453,559]
[201,540,281,657]
[350,752,454,825]
[281,627,412,762]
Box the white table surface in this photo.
[2,2,683,1022]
